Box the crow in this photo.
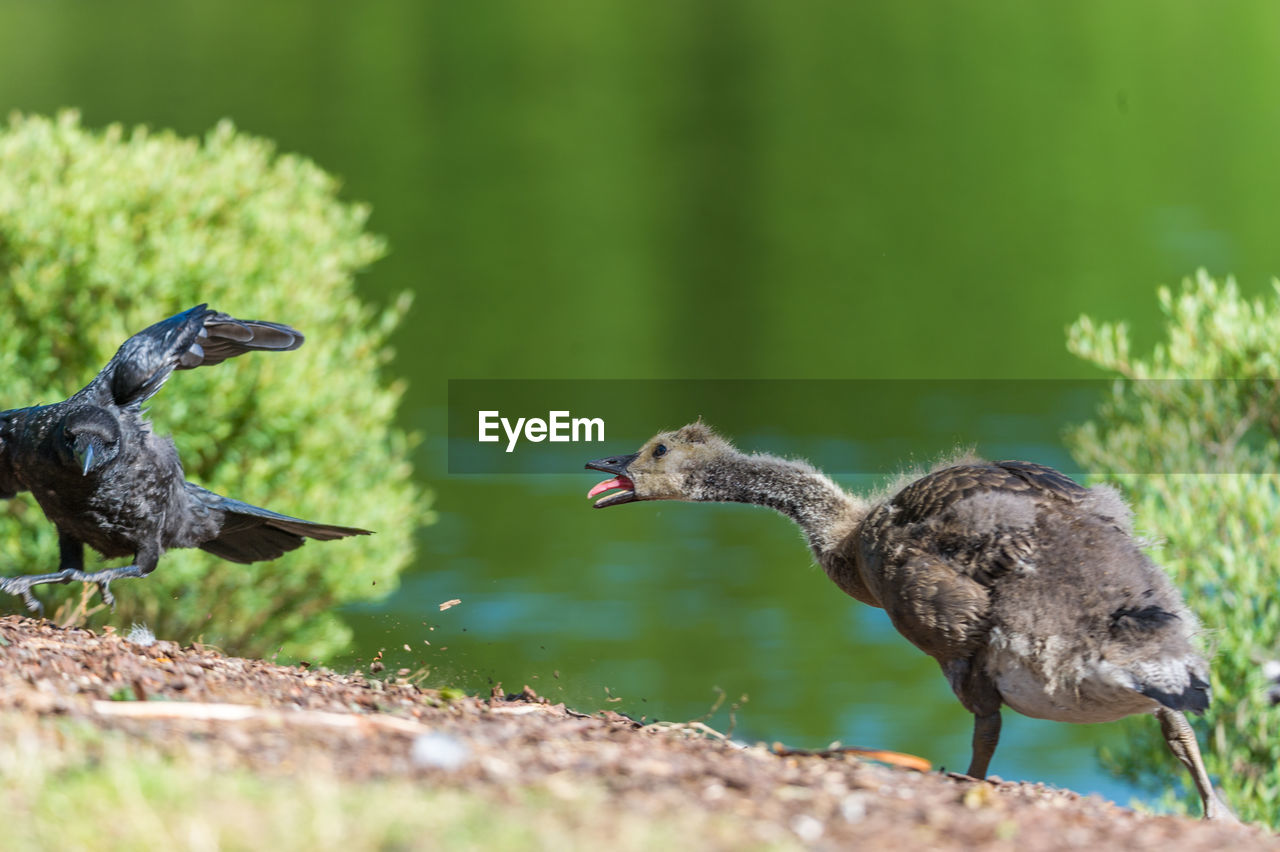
[0,304,371,611]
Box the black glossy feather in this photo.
[186,483,370,563]
[100,304,305,407]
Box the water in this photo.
[3,0,1274,811]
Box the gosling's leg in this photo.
[1155,707,1238,822]
[967,709,1002,778]
[941,658,1003,779]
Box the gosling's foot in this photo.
[1204,790,1242,823]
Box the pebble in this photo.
[841,792,869,823]
[410,731,471,771]
[791,814,824,843]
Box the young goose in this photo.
[585,422,1234,821]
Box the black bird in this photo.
[0,305,370,611]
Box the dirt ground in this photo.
[0,615,1272,850]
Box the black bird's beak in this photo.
[78,442,95,476]
[585,452,639,508]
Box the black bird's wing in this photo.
[184,482,371,564]
[0,409,20,499]
[93,304,305,408]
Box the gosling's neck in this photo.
[686,451,868,563]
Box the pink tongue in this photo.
[588,476,633,498]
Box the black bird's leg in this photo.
[0,532,88,613]
[0,571,67,614]
[0,535,159,612]
[60,564,147,608]
[59,530,85,574]
[58,538,161,608]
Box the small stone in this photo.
[790,814,824,843]
[963,784,998,809]
[840,792,869,823]
[411,732,471,771]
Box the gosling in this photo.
[585,422,1233,821]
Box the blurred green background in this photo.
[2,0,1278,810]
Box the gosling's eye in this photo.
[653,444,667,458]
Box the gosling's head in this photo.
[585,421,735,508]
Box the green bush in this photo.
[1068,270,1280,825]
[0,111,428,659]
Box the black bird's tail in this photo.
[185,483,371,564]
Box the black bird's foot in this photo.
[96,580,117,609]
[67,565,146,610]
[0,574,50,615]
[0,565,146,614]
[0,567,84,615]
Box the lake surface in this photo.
[5,0,1279,811]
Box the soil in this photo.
[0,615,1273,850]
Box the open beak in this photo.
[585,452,639,508]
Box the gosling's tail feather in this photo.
[1139,672,1211,715]
[1105,602,1211,714]
[1129,652,1213,715]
